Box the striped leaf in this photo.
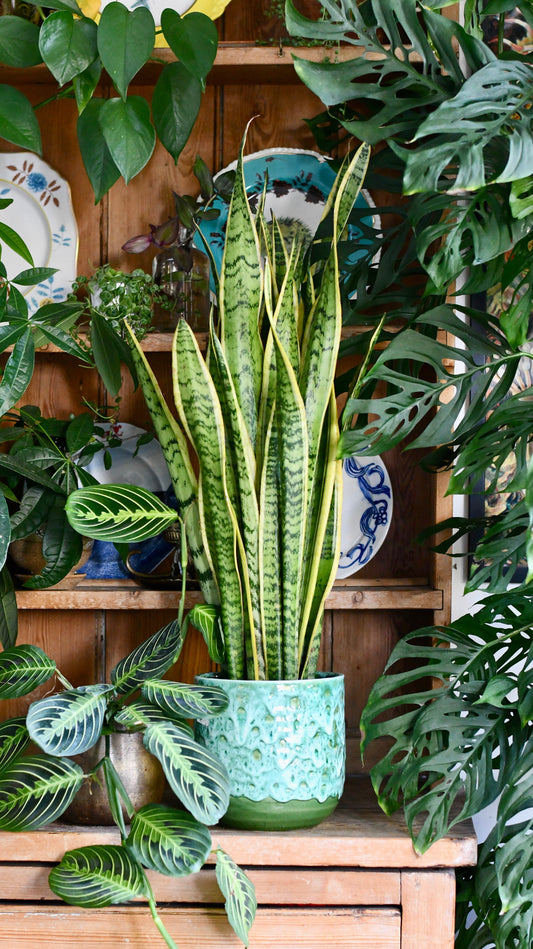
[111,618,184,695]
[144,719,230,825]
[216,847,257,947]
[208,329,262,677]
[65,483,178,543]
[218,127,264,448]
[258,409,282,679]
[0,491,9,572]
[125,325,218,605]
[0,754,83,830]
[299,389,342,675]
[0,644,56,699]
[27,684,112,756]
[300,144,371,490]
[188,603,225,664]
[49,845,146,907]
[127,803,212,876]
[114,700,193,734]
[173,319,245,679]
[0,718,30,773]
[271,327,309,679]
[141,679,229,719]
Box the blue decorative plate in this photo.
[196,148,376,290]
[337,454,393,579]
[0,153,77,314]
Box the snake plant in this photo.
[66,136,371,680]
[0,598,255,949]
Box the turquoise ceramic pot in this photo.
[194,672,345,831]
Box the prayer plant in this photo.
[65,135,371,681]
[0,587,256,949]
[286,2,533,947]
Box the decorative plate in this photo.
[0,153,78,314]
[79,422,175,579]
[337,454,393,579]
[78,0,233,45]
[197,147,377,289]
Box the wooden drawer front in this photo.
[0,864,401,907]
[0,906,401,948]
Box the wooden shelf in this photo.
[0,777,475,870]
[0,43,403,88]
[14,577,443,611]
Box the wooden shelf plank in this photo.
[14,577,442,611]
[0,778,476,869]
[0,43,415,88]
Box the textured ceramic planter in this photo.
[194,672,345,831]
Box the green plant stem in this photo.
[34,85,75,111]
[55,670,74,690]
[142,871,180,949]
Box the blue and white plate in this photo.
[337,454,393,579]
[79,422,175,580]
[197,148,376,290]
[0,153,78,314]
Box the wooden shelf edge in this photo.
[0,42,423,87]
[0,778,476,869]
[15,577,443,611]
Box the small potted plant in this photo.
[0,578,256,949]
[65,132,371,830]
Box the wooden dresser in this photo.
[0,778,476,948]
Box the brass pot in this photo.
[63,730,165,825]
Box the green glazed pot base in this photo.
[222,794,340,831]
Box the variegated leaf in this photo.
[0,644,56,699]
[127,803,212,876]
[49,844,147,907]
[65,483,178,543]
[216,847,257,947]
[144,719,229,825]
[111,618,184,695]
[0,754,83,830]
[188,603,225,664]
[141,680,229,719]
[27,684,112,756]
[114,700,193,734]
[0,718,30,773]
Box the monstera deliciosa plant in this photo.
[65,135,371,682]
[0,0,219,199]
[0,581,256,949]
[285,1,533,947]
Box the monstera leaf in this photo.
[361,589,533,852]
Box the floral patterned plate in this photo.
[197,147,377,290]
[337,454,393,579]
[0,153,78,314]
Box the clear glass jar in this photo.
[152,226,210,333]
